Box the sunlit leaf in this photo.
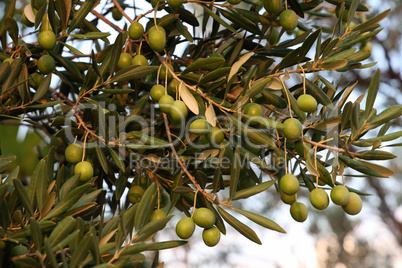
[233,180,276,200]
[217,206,261,245]
[179,81,199,115]
[234,208,286,233]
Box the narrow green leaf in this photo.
[130,94,149,116]
[280,85,307,122]
[125,131,170,147]
[109,33,123,76]
[217,206,262,245]
[2,58,23,94]
[134,183,158,231]
[228,52,253,84]
[205,104,217,127]
[37,161,49,215]
[364,69,380,119]
[91,50,102,79]
[123,203,138,235]
[110,65,158,83]
[34,2,47,29]
[12,257,42,268]
[357,150,396,160]
[32,73,52,102]
[13,179,34,216]
[367,105,402,129]
[177,7,199,26]
[338,154,387,177]
[347,49,371,63]
[234,208,286,233]
[299,29,321,63]
[346,0,360,27]
[0,0,16,37]
[69,189,102,210]
[0,155,16,170]
[68,0,96,33]
[124,240,187,255]
[233,180,276,200]
[30,218,42,251]
[305,150,320,177]
[202,6,238,36]
[74,32,111,39]
[288,0,304,17]
[51,230,80,252]
[59,41,85,55]
[183,58,225,75]
[43,183,91,220]
[157,13,179,27]
[91,262,114,268]
[55,0,69,33]
[49,51,82,81]
[325,48,357,63]
[339,28,382,48]
[0,184,8,202]
[352,9,390,32]
[244,128,277,149]
[59,173,81,199]
[106,145,125,171]
[305,79,333,107]
[101,216,120,238]
[173,186,194,194]
[69,234,92,268]
[221,9,262,35]
[99,88,134,94]
[241,115,286,129]
[175,20,193,43]
[89,227,101,265]
[359,160,395,177]
[178,81,199,115]
[0,60,11,84]
[29,100,63,109]
[354,131,402,147]
[261,90,288,109]
[229,146,241,201]
[315,160,334,187]
[48,217,76,247]
[351,101,360,133]
[341,101,353,131]
[198,67,231,85]
[95,146,108,173]
[44,238,58,268]
[133,215,174,243]
[238,146,271,170]
[5,16,18,45]
[320,59,348,70]
[246,77,271,98]
[48,0,57,35]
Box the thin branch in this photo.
[91,10,123,32]
[162,113,214,202]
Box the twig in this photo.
[162,113,214,202]
[91,10,123,32]
[111,0,134,23]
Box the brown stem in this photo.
[91,10,123,32]
[162,113,214,202]
[111,0,135,24]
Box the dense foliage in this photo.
[0,0,401,266]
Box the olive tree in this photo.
[0,0,400,266]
